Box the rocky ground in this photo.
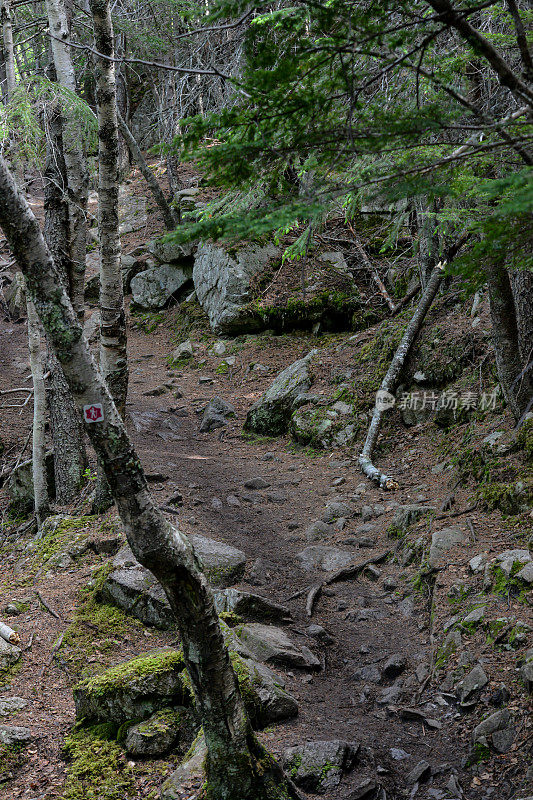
[0,165,531,800]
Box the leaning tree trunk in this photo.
[117,112,179,230]
[89,0,128,512]
[45,0,88,320]
[485,261,529,421]
[43,69,86,502]
[0,154,300,800]
[26,294,49,526]
[359,233,469,488]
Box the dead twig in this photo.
[35,591,62,620]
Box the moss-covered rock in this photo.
[244,351,315,435]
[282,739,359,794]
[290,404,359,450]
[124,707,193,757]
[73,649,190,725]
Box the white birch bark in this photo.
[0,0,15,100]
[45,0,88,319]
[26,291,49,526]
[89,0,128,511]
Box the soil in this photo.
[0,163,531,800]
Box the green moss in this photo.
[386,523,405,539]
[133,708,182,737]
[477,479,533,515]
[130,311,165,334]
[31,515,97,569]
[465,742,490,767]
[59,564,141,678]
[490,561,530,600]
[75,650,185,698]
[0,742,26,782]
[516,418,533,462]
[60,728,136,799]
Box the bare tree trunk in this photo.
[416,197,439,289]
[0,153,300,800]
[89,0,128,512]
[485,261,526,421]
[45,0,88,320]
[26,295,49,526]
[43,78,86,502]
[0,0,15,100]
[359,233,469,488]
[117,112,179,230]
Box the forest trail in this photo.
[0,172,530,800]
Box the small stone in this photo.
[172,339,194,360]
[462,606,486,626]
[321,502,353,523]
[332,477,346,486]
[358,536,377,548]
[244,477,270,490]
[212,340,226,356]
[383,576,397,591]
[516,561,533,584]
[306,625,334,645]
[406,760,431,784]
[282,739,359,793]
[429,525,467,567]
[390,748,410,761]
[469,553,489,573]
[457,664,488,707]
[381,654,407,680]
[226,494,241,507]
[354,665,381,683]
[237,623,321,670]
[305,520,334,542]
[198,376,214,385]
[349,778,378,799]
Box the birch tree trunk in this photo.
[89,0,128,513]
[45,0,88,320]
[26,295,49,526]
[43,77,86,502]
[0,154,299,800]
[0,0,15,100]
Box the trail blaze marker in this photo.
[83,403,104,423]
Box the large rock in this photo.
[297,545,354,572]
[282,740,359,793]
[102,537,247,627]
[189,534,246,587]
[456,664,488,708]
[473,709,515,753]
[0,725,32,747]
[148,237,194,264]
[231,653,298,727]
[0,638,21,672]
[244,352,316,435]
[193,241,279,334]
[213,588,291,624]
[429,525,467,567]
[101,546,176,629]
[236,623,321,670]
[124,707,193,757]
[73,649,189,724]
[131,263,193,309]
[161,733,207,800]
[6,453,55,514]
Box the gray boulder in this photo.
[0,724,32,747]
[473,709,514,753]
[199,397,235,433]
[73,649,190,724]
[237,623,321,670]
[124,707,193,757]
[520,647,533,693]
[161,733,207,800]
[6,453,55,514]
[102,537,246,627]
[148,237,194,264]
[282,739,359,793]
[0,638,21,671]
[429,525,467,567]
[0,697,28,716]
[297,545,354,572]
[390,504,434,535]
[321,501,353,523]
[213,588,291,624]
[189,534,246,587]
[131,263,193,309]
[456,664,488,708]
[101,546,176,629]
[232,654,298,727]
[193,241,279,334]
[244,351,316,435]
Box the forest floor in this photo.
[0,164,531,800]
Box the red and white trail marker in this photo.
[83,403,104,423]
